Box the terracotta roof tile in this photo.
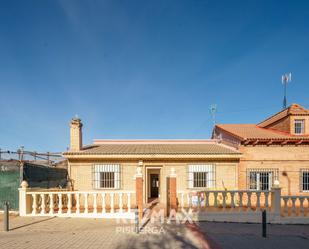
[64,143,240,155]
[258,103,309,127]
[216,124,309,141]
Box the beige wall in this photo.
[68,160,239,205]
[239,145,309,195]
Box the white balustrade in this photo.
[76,193,80,214]
[32,194,37,215]
[58,193,63,214]
[101,193,106,213]
[67,194,72,214]
[40,194,45,215]
[110,193,114,213]
[21,190,135,219]
[177,190,272,213]
[49,194,54,215]
[93,193,97,214]
[84,193,88,214]
[281,196,309,217]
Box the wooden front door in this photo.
[150,174,159,198]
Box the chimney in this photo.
[70,117,83,151]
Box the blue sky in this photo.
[1,0,309,152]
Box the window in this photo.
[294,119,305,134]
[247,169,278,190]
[93,164,120,189]
[193,172,208,188]
[188,165,215,188]
[301,169,309,192]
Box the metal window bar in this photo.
[247,168,279,190]
[188,164,215,189]
[92,164,121,189]
[301,169,309,191]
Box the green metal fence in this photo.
[0,170,20,210]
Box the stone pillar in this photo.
[135,166,143,221]
[271,180,281,218]
[19,180,30,216]
[168,168,177,214]
[70,117,83,151]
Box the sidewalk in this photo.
[197,221,309,249]
[0,215,204,249]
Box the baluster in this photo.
[58,193,63,214]
[67,193,72,214]
[291,197,297,215]
[40,194,45,214]
[76,193,80,214]
[197,193,201,208]
[32,194,37,215]
[84,193,88,213]
[231,192,235,208]
[93,193,97,214]
[247,192,252,211]
[101,193,106,213]
[256,192,261,210]
[239,192,243,209]
[110,193,114,213]
[205,192,209,207]
[299,197,305,215]
[222,192,226,208]
[214,192,218,207]
[283,197,289,215]
[119,193,123,213]
[265,192,269,208]
[49,194,54,215]
[127,193,131,213]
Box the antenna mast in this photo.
[282,73,292,109]
[209,104,217,126]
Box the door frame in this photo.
[145,166,162,203]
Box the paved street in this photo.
[1,215,309,249]
[0,215,204,249]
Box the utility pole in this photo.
[282,73,292,109]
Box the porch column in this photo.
[169,168,177,213]
[271,180,281,220]
[19,180,30,216]
[135,165,143,221]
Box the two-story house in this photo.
[212,103,309,195]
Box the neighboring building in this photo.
[213,103,309,196]
[64,118,241,205]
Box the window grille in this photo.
[247,168,278,190]
[301,169,309,192]
[294,119,305,134]
[92,164,120,189]
[188,164,215,189]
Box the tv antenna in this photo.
[282,73,292,109]
[209,104,217,125]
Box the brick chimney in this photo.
[70,117,83,151]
